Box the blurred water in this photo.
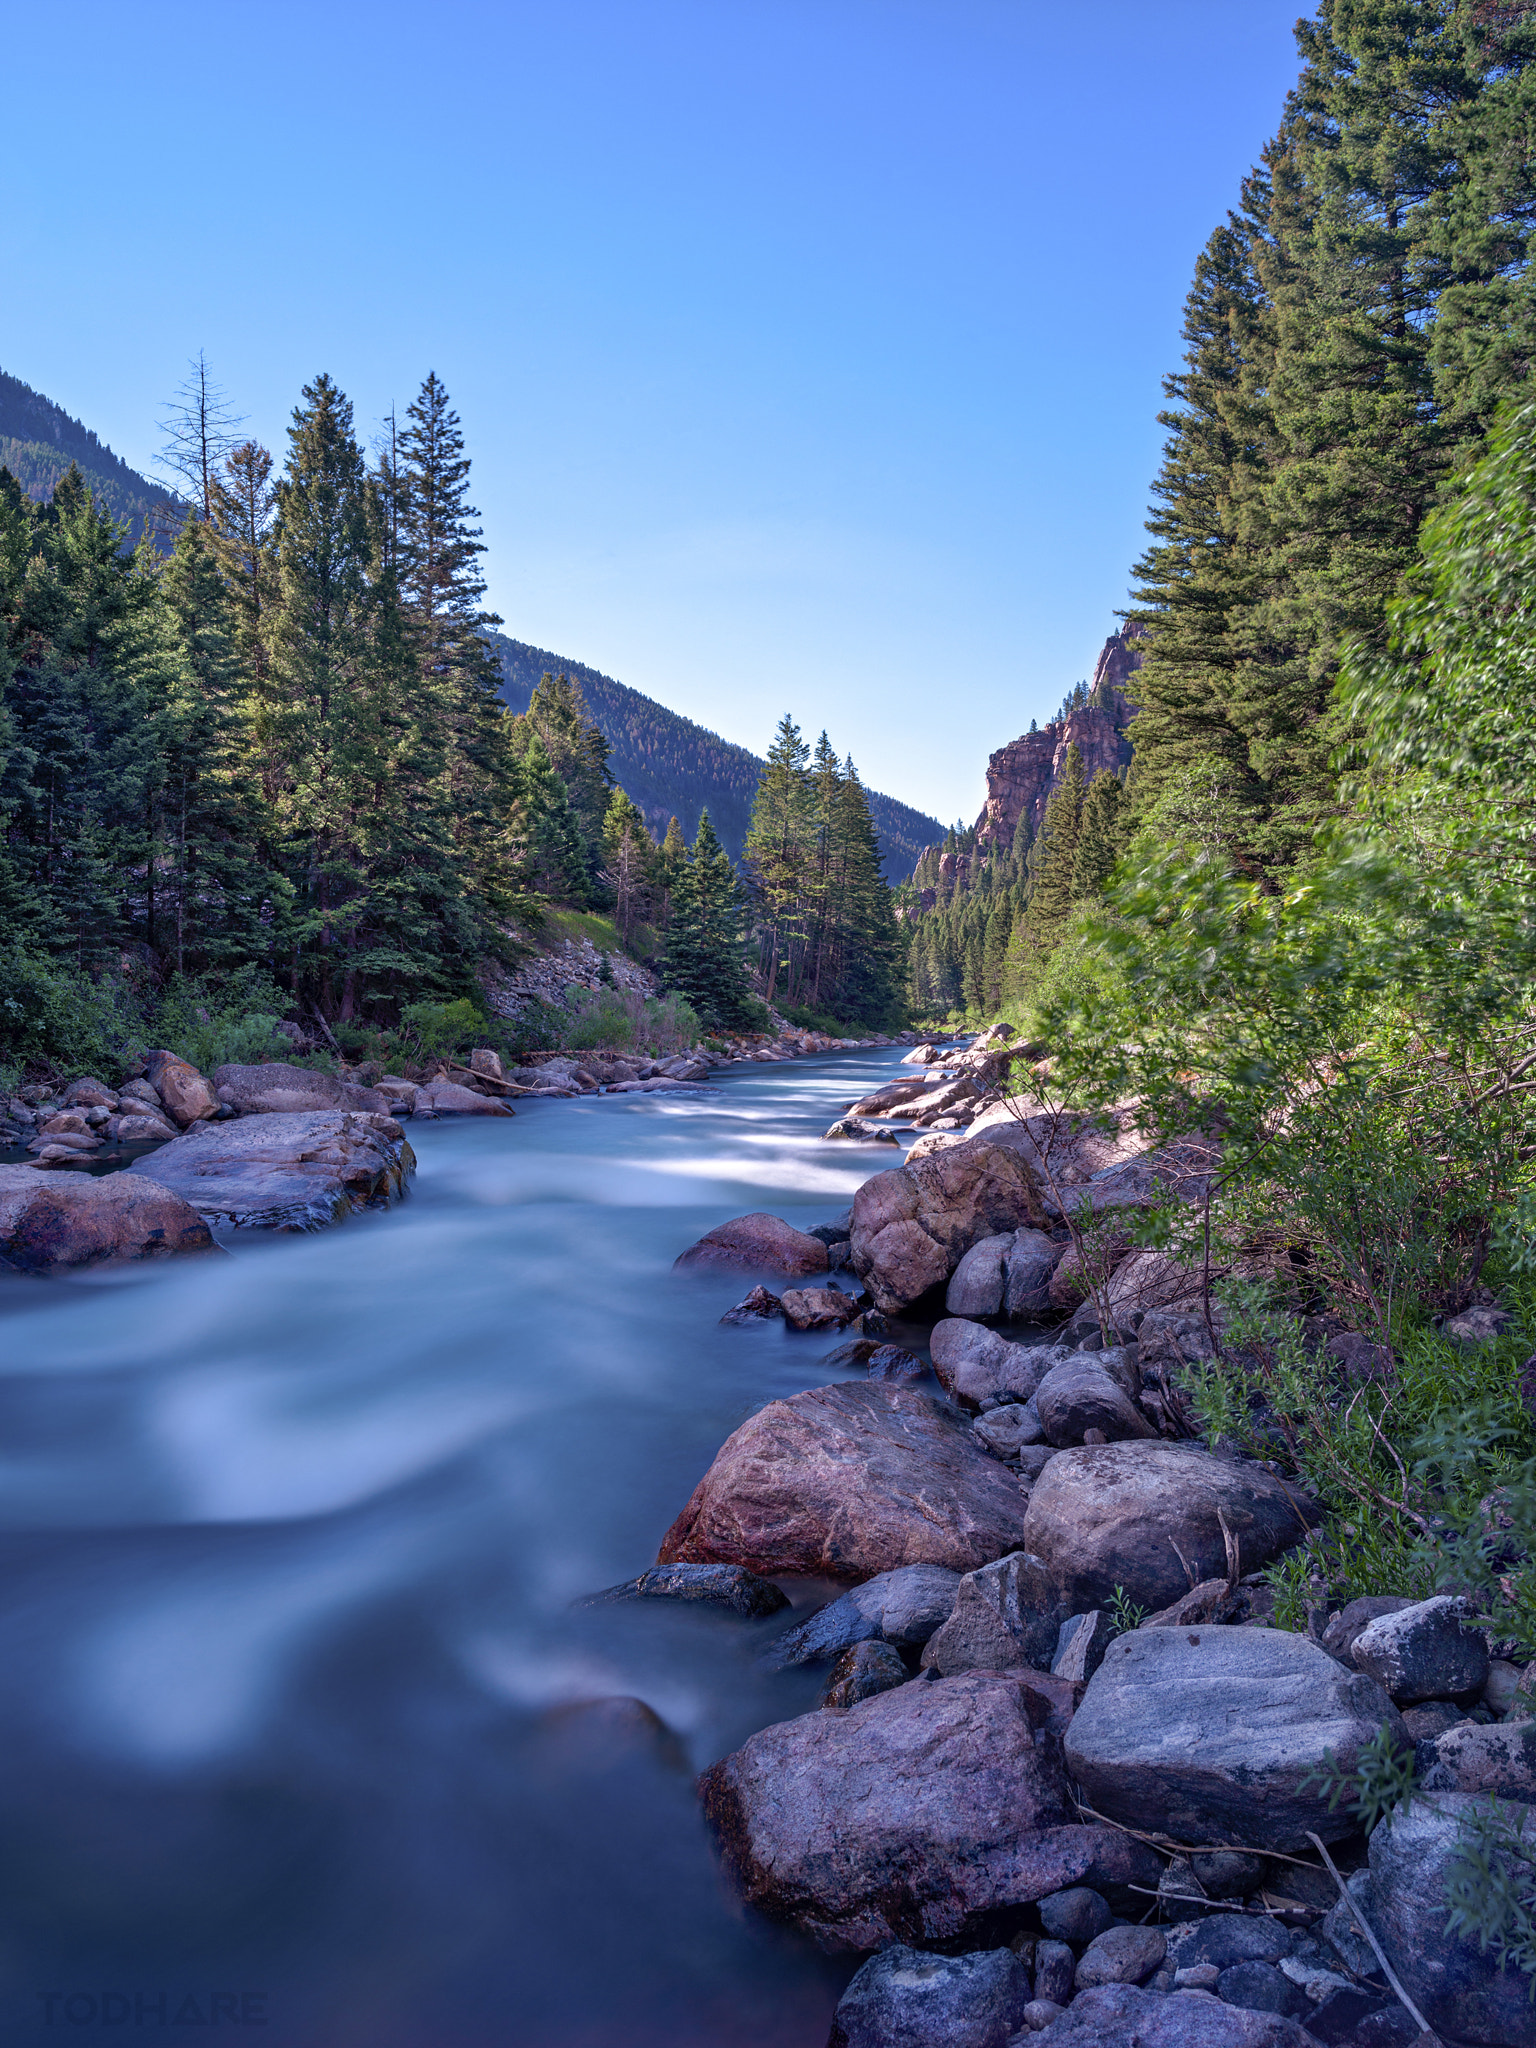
[0,1050,921,2047]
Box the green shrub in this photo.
[400,998,484,1060]
[0,946,137,1074]
[148,970,294,1073]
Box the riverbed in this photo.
[0,1049,923,2047]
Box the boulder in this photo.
[0,1164,215,1272]
[107,1111,178,1144]
[945,1233,1013,1316]
[1443,1303,1515,1344]
[1351,1594,1489,1706]
[697,1669,1161,1949]
[1003,1228,1061,1320]
[585,1562,789,1618]
[1039,1884,1112,1945]
[1052,1610,1112,1684]
[929,1319,1061,1408]
[845,1079,932,1117]
[1418,1715,1536,1800]
[719,1284,783,1325]
[825,1118,901,1144]
[1021,1441,1321,1613]
[1104,1250,1205,1321]
[920,1552,1066,1676]
[27,1128,100,1155]
[867,1344,927,1381]
[143,1050,219,1127]
[1065,1624,1408,1851]
[973,1403,1045,1462]
[1034,1352,1156,1447]
[673,1212,829,1278]
[849,1135,1052,1314]
[658,1381,1030,1581]
[779,1285,860,1331]
[820,1640,910,1710]
[1320,1594,1416,1666]
[1076,1925,1166,1989]
[763,1563,963,1667]
[413,1078,514,1116]
[1484,1657,1527,1718]
[1368,1793,1535,2045]
[1044,1984,1316,2044]
[61,1078,117,1109]
[129,1111,414,1231]
[826,1945,1029,2048]
[212,1061,391,1116]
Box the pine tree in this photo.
[602,785,655,947]
[665,808,755,1027]
[1025,743,1085,950]
[1072,769,1127,901]
[745,714,811,1003]
[209,441,277,680]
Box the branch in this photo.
[1305,1832,1434,2039]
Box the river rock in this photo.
[779,1285,859,1330]
[825,1118,901,1143]
[763,1562,963,1667]
[945,1232,1013,1315]
[658,1381,1030,1580]
[1320,1594,1416,1666]
[586,1562,789,1617]
[107,1111,178,1144]
[719,1285,783,1325]
[1367,1792,1535,2045]
[0,1163,214,1272]
[1034,1353,1156,1446]
[1350,1593,1490,1705]
[697,1668,1161,1949]
[929,1318,1061,1407]
[61,1078,117,1109]
[1418,1715,1536,1799]
[867,1343,926,1380]
[826,1944,1029,2048]
[820,1640,910,1710]
[1052,1609,1112,1683]
[414,1078,514,1116]
[1029,1983,1316,2045]
[845,1079,931,1118]
[1021,1441,1321,1612]
[1004,1227,1061,1319]
[973,1402,1044,1461]
[212,1061,392,1116]
[1039,1884,1112,1945]
[848,1135,1052,1314]
[673,1212,829,1278]
[143,1049,219,1127]
[1076,1924,1167,1988]
[129,1111,414,1231]
[920,1551,1066,1675]
[1065,1624,1408,1851]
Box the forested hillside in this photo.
[492,633,941,881]
[0,371,170,543]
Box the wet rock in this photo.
[1021,1440,1321,1613]
[848,1135,1051,1314]
[929,1318,1061,1408]
[0,1164,216,1272]
[779,1284,860,1331]
[1418,1714,1536,1799]
[974,1402,1044,1461]
[533,1695,686,1773]
[673,1212,830,1278]
[697,1668,1160,1949]
[1321,1595,1416,1666]
[414,1078,514,1115]
[1033,1940,1075,2003]
[1039,1884,1112,1946]
[1368,1792,1535,2045]
[212,1061,391,1116]
[1065,1625,1408,1852]
[945,1232,1013,1315]
[143,1049,219,1127]
[845,1079,932,1118]
[1216,1961,1309,2020]
[820,1337,880,1367]
[1031,1982,1317,2044]
[763,1562,962,1667]
[820,1640,909,1709]
[1351,1594,1489,1706]
[586,1562,789,1617]
[867,1343,926,1380]
[825,1944,1029,2048]
[130,1111,414,1231]
[808,1212,853,1245]
[719,1285,783,1325]
[1077,1924,1167,1988]
[825,1117,901,1143]
[920,1551,1066,1676]
[1052,1610,1112,1683]
[657,1380,1030,1580]
[1034,1352,1156,1446]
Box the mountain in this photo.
[0,370,171,543]
[490,631,944,883]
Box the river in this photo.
[0,1047,927,2048]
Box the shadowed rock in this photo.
[0,1164,215,1272]
[130,1111,414,1231]
[213,1061,391,1116]
[585,1562,789,1618]
[826,1945,1029,2048]
[673,1212,830,1278]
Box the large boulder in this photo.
[673,1212,829,1278]
[1034,1350,1156,1446]
[1105,1250,1205,1321]
[129,1111,414,1231]
[1032,1984,1317,2045]
[1367,1793,1535,2046]
[1021,1441,1321,1612]
[849,1135,1051,1313]
[212,1061,391,1116]
[929,1319,1061,1408]
[698,1669,1160,1949]
[1419,1715,1536,1801]
[143,1049,219,1127]
[763,1563,962,1667]
[0,1164,214,1272]
[920,1550,1066,1675]
[657,1381,1031,1580]
[826,1945,1029,2048]
[414,1078,515,1116]
[1065,1625,1408,1851]
[945,1233,1014,1316]
[1351,1594,1490,1706]
[1004,1228,1062,1320]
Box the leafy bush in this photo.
[559,985,700,1057]
[0,946,139,1075]
[400,998,485,1060]
[147,970,295,1073]
[779,1002,861,1038]
[1445,1799,1536,1995]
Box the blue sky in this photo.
[3,1,1303,826]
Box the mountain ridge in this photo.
[0,370,171,543]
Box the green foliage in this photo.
[665,809,758,1030]
[148,969,294,1073]
[399,997,484,1059]
[1444,1799,1536,1996]
[1304,1724,1418,1837]
[0,946,137,1074]
[559,986,700,1057]
[1106,1586,1147,1638]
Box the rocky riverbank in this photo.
[614,1062,1536,2048]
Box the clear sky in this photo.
[3,1,1303,828]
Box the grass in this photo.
[550,909,625,955]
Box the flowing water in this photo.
[0,1048,928,2048]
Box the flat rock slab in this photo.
[0,1164,214,1273]
[213,1061,390,1115]
[129,1112,414,1231]
[1036,1983,1317,2045]
[657,1380,1031,1580]
[1022,1440,1320,1613]
[1065,1625,1407,1852]
[698,1669,1160,1950]
[673,1212,829,1277]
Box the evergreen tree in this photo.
[1025,743,1085,950]
[745,714,811,1003]
[602,785,655,947]
[665,809,755,1027]
[1072,769,1127,900]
